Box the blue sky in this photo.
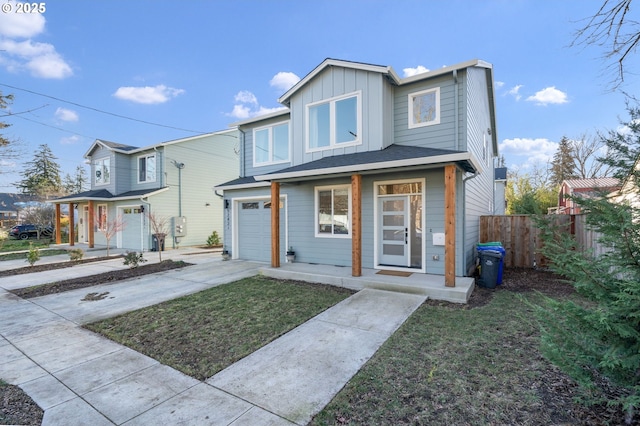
[0,0,637,192]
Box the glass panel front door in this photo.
[379,196,409,266]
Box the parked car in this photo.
[9,224,54,240]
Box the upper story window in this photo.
[307,91,361,152]
[408,87,440,129]
[138,154,156,183]
[94,157,110,186]
[254,122,290,166]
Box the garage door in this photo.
[120,206,144,250]
[237,199,285,263]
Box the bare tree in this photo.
[570,134,612,178]
[573,0,639,89]
[147,211,170,261]
[99,214,126,257]
[22,204,55,240]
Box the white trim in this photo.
[314,184,352,239]
[306,91,362,153]
[213,181,271,191]
[373,177,426,273]
[231,195,288,261]
[252,120,291,167]
[408,87,441,129]
[256,152,483,181]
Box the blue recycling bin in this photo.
[477,242,505,284]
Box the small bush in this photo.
[206,230,220,247]
[26,243,40,266]
[123,251,147,269]
[68,248,84,261]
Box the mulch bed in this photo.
[9,259,192,299]
[0,255,124,278]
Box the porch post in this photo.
[271,181,280,268]
[88,200,95,248]
[68,203,75,246]
[351,174,362,277]
[55,204,61,244]
[444,165,456,287]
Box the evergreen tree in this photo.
[549,136,577,186]
[63,165,89,194]
[534,105,640,423]
[0,90,14,147]
[16,144,63,199]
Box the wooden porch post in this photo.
[271,182,280,268]
[55,204,61,244]
[351,174,362,277]
[88,200,95,248]
[444,165,456,287]
[68,203,75,246]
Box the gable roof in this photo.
[254,144,481,182]
[563,177,620,190]
[84,129,238,159]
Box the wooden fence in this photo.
[479,214,607,269]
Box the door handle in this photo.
[405,228,408,244]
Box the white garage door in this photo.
[237,199,285,263]
[120,206,144,250]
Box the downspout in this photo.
[462,170,479,275]
[139,196,150,252]
[238,129,246,178]
[453,69,459,151]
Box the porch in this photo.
[260,262,475,304]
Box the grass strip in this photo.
[86,276,354,381]
[311,291,576,426]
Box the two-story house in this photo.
[215,58,500,287]
[52,130,238,251]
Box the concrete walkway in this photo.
[0,247,426,425]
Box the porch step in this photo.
[259,264,474,304]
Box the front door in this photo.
[376,179,424,270]
[379,196,409,266]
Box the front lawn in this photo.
[86,276,354,381]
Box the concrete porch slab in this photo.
[260,262,475,303]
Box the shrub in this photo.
[206,230,220,247]
[68,248,84,261]
[26,243,40,266]
[123,251,147,269]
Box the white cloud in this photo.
[0,10,45,38]
[499,137,558,164]
[403,65,430,78]
[0,14,72,79]
[508,84,523,101]
[526,86,568,106]
[270,72,300,92]
[55,107,78,122]
[60,135,81,145]
[495,81,505,89]
[113,85,185,104]
[234,90,258,105]
[227,90,287,120]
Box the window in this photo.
[315,185,351,237]
[253,122,290,165]
[408,87,440,128]
[97,204,107,231]
[138,154,156,183]
[307,92,360,151]
[94,157,110,185]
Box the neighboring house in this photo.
[555,177,621,214]
[51,130,238,250]
[610,156,640,209]
[494,167,507,215]
[215,58,501,286]
[0,193,39,227]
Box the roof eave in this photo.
[256,152,482,182]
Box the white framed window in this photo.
[307,91,361,152]
[94,157,110,185]
[315,185,351,238]
[408,87,440,129]
[253,121,290,166]
[138,153,156,183]
[97,204,107,231]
